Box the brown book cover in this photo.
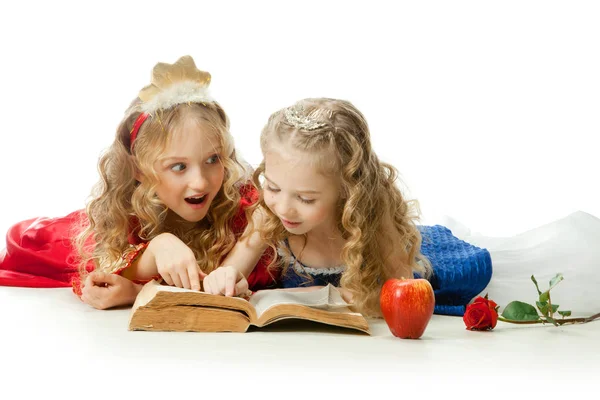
[129,281,370,334]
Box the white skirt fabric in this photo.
[440,211,600,315]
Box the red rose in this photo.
[463,295,499,330]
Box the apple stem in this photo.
[498,312,600,325]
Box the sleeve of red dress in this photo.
[112,242,162,284]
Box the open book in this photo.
[129,280,370,334]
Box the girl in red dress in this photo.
[0,56,276,308]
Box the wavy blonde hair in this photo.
[75,100,250,277]
[252,98,431,317]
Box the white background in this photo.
[1,1,598,240]
[1,1,599,396]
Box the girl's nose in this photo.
[189,170,210,191]
[276,196,295,218]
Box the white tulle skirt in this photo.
[441,211,599,315]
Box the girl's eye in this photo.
[206,154,220,165]
[266,186,280,193]
[171,163,186,172]
[299,197,316,204]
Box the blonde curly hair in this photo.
[75,100,250,277]
[252,98,431,317]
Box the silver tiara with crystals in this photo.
[283,104,328,131]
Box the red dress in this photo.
[0,184,277,293]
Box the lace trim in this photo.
[278,248,345,275]
[292,261,345,276]
[278,240,346,276]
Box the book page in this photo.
[250,284,351,318]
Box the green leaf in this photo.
[545,316,559,326]
[558,310,572,317]
[536,301,549,316]
[548,273,564,291]
[536,302,558,317]
[502,301,541,321]
[531,275,542,295]
[539,291,549,303]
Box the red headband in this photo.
[130,112,150,151]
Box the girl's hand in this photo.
[148,233,206,291]
[203,266,249,297]
[81,272,141,310]
[338,287,354,304]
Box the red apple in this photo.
[380,278,435,339]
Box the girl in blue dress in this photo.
[203,97,494,317]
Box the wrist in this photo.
[129,283,143,303]
[224,265,248,279]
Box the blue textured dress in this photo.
[279,225,492,316]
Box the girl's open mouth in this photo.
[185,195,207,205]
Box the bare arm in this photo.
[220,208,269,278]
[202,209,269,296]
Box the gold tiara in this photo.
[138,55,213,114]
